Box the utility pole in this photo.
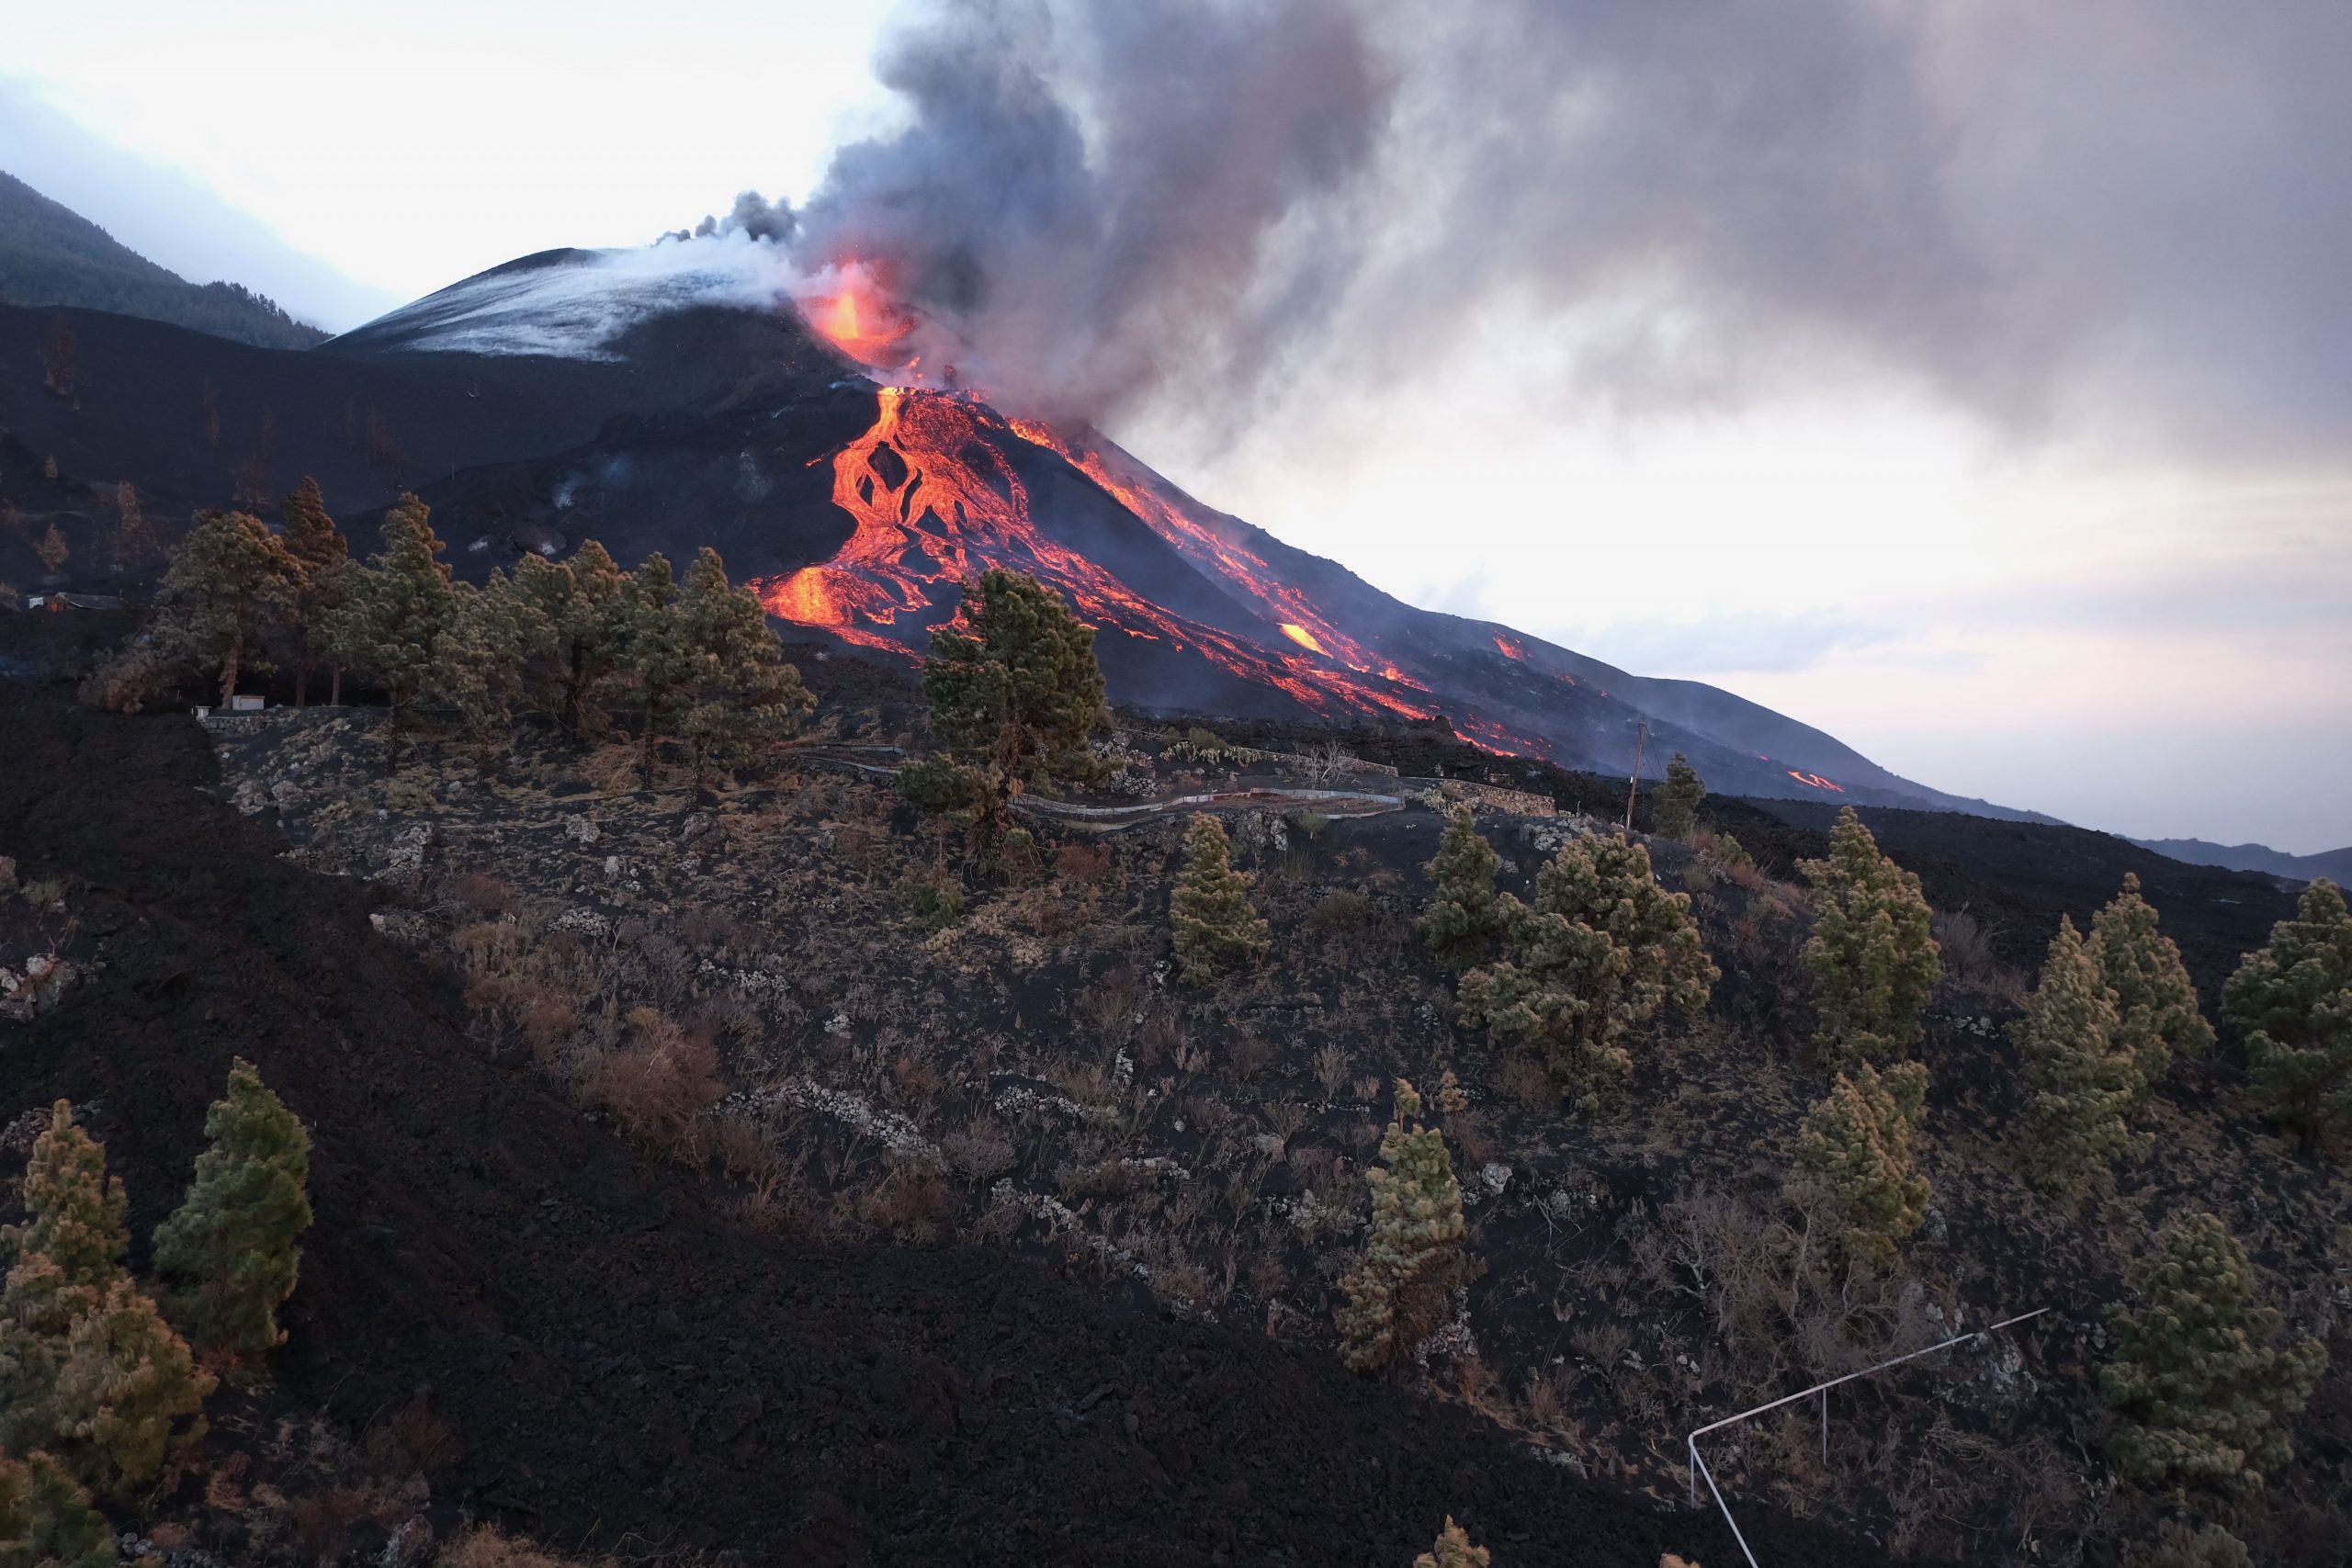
[1622,719,1647,836]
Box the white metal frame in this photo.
[1683,1306,2050,1566]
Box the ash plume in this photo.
[784,0,2352,459]
[788,0,1391,423]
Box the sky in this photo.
[5,0,2346,852]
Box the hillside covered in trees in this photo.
[0,172,326,350]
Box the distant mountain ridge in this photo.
[2132,836,2352,886]
[0,171,327,350]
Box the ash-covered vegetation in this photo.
[11,479,2351,1567]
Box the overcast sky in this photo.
[6,0,2346,852]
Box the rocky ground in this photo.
[107,694,2351,1566]
[0,683,1936,1568]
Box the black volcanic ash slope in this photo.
[0,682,1895,1568]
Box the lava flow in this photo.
[749,389,1432,723]
[1005,418,1421,694]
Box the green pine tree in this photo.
[1651,752,1706,840]
[1419,808,1510,972]
[1,1107,127,1298]
[329,494,458,771]
[2017,918,2145,1192]
[2092,874,2213,1106]
[0,1253,90,1455]
[2222,879,2352,1145]
[1793,1060,1931,1268]
[277,477,349,707]
[0,1449,114,1568]
[48,1279,213,1497]
[151,1059,313,1361]
[922,569,1104,790]
[1458,833,1715,1106]
[2098,1212,2324,1490]
[677,547,814,791]
[1413,1517,1490,1568]
[1337,1080,1468,1374]
[616,552,695,786]
[1170,815,1269,985]
[512,543,628,739]
[1800,807,1941,1069]
[152,509,300,705]
[435,572,551,777]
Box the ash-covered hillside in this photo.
[3,215,2032,820]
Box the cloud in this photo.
[0,76,400,331]
[776,0,2352,465]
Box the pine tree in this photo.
[677,547,813,791]
[1800,807,1941,1069]
[0,1107,130,1460]
[616,553,695,786]
[329,495,458,770]
[107,481,161,574]
[1337,1080,1467,1374]
[33,524,67,577]
[1412,1517,1490,1568]
[152,510,300,705]
[922,569,1104,789]
[435,573,551,777]
[1458,833,1715,1105]
[1170,815,1269,985]
[0,1450,113,1568]
[1419,808,1510,972]
[1793,1060,1931,1268]
[2222,879,2352,1145]
[151,1059,313,1361]
[277,477,350,707]
[512,543,628,739]
[2098,1212,2323,1490]
[2090,874,2213,1105]
[2,1107,128,1299]
[1652,752,1706,840]
[48,1279,213,1496]
[2017,918,2145,1192]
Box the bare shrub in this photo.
[1313,1043,1352,1099]
[1057,840,1114,886]
[856,1161,955,1245]
[1933,909,2022,999]
[1497,1054,1556,1110]
[942,1115,1017,1182]
[583,1007,725,1158]
[1225,1032,1276,1083]
[439,872,520,917]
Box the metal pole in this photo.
[1623,719,1647,835]
[1683,1306,2050,1567]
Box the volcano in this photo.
[1,240,2031,816]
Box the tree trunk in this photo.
[295,664,309,708]
[330,662,343,706]
[563,642,583,738]
[220,634,243,708]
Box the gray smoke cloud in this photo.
[791,0,1390,422]
[790,0,2352,455]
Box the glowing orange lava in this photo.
[1005,418,1431,718]
[800,262,913,369]
[750,389,1438,724]
[1495,635,1527,660]
[1786,771,1845,792]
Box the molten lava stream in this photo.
[751,389,1441,726]
[1005,418,1423,693]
